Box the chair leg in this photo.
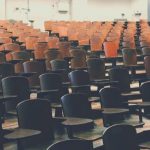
[66,127,73,139]
[138,107,143,122]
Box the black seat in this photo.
[0,63,15,94]
[140,81,150,102]
[50,59,69,71]
[0,63,14,76]
[68,70,100,102]
[109,67,140,100]
[144,56,150,78]
[61,93,92,118]
[100,87,124,108]
[50,59,70,82]
[100,87,126,126]
[87,58,106,81]
[103,124,139,150]
[17,99,54,142]
[99,87,144,127]
[122,48,137,66]
[39,73,68,100]
[70,49,86,70]
[60,93,104,141]
[140,81,150,115]
[2,76,30,112]
[109,67,131,92]
[23,61,46,89]
[44,50,63,71]
[47,139,93,150]
[39,73,68,116]
[68,70,90,92]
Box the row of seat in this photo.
[1,68,150,124]
[2,78,150,149]
[0,20,149,72]
[0,20,142,59]
[0,20,150,150]
[47,123,148,150]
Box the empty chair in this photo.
[39,73,62,91]
[25,36,38,51]
[122,48,137,66]
[17,32,31,44]
[68,29,79,47]
[44,21,52,32]
[87,58,105,80]
[68,70,104,96]
[99,87,143,127]
[0,63,14,77]
[46,36,59,50]
[39,73,67,105]
[90,35,102,52]
[0,52,6,63]
[11,51,30,60]
[17,99,54,142]
[140,81,150,114]
[0,37,12,44]
[0,63,15,93]
[61,93,92,118]
[44,50,63,70]
[0,63,15,91]
[140,41,150,48]
[11,51,30,73]
[142,47,150,56]
[144,56,150,77]
[70,49,86,69]
[25,36,39,59]
[0,63,15,122]
[3,43,21,52]
[37,32,49,42]
[78,32,90,51]
[50,59,69,71]
[23,61,46,88]
[59,41,71,58]
[34,42,48,60]
[44,50,63,60]
[47,139,93,150]
[0,43,16,61]
[103,124,138,150]
[2,76,30,111]
[50,59,69,82]
[121,41,135,49]
[100,87,123,108]
[99,87,126,126]
[57,26,68,41]
[109,67,131,93]
[68,70,91,93]
[61,93,102,139]
[103,41,118,58]
[140,81,150,102]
